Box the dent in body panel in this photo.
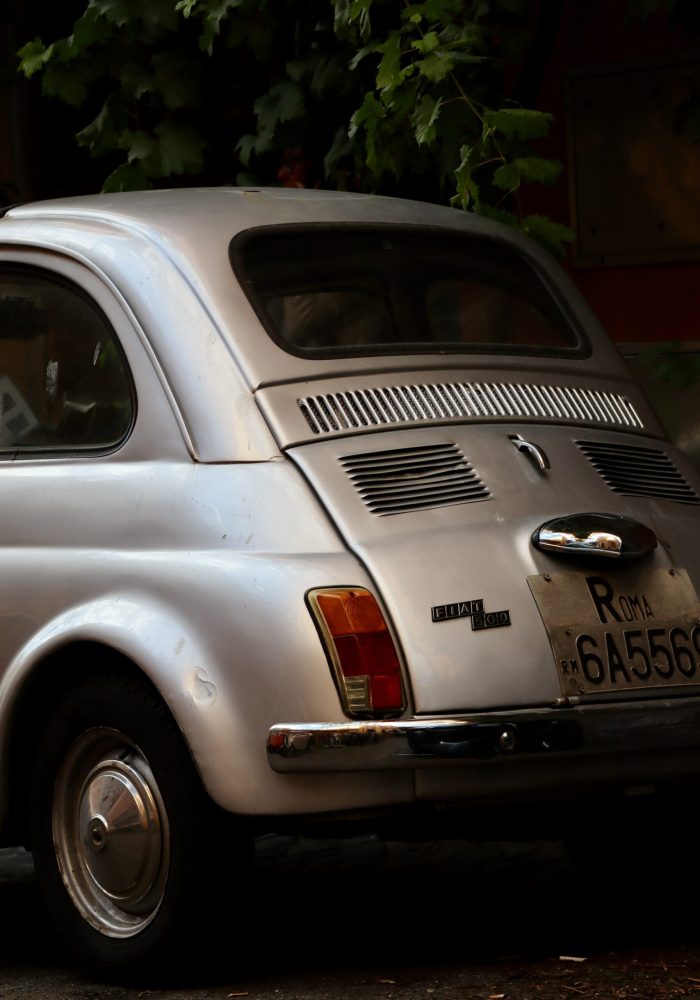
[187,668,217,707]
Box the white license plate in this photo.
[528,568,700,696]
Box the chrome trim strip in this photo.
[267,700,700,773]
[297,381,645,436]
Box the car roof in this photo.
[1,187,632,396]
[5,186,525,240]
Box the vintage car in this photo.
[0,187,699,970]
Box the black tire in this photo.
[31,670,250,978]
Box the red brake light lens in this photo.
[309,588,405,716]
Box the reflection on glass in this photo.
[0,272,133,451]
[237,229,584,358]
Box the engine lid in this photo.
[289,423,700,713]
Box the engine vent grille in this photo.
[299,380,643,436]
[578,440,700,505]
[340,443,490,516]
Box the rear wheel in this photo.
[31,671,249,976]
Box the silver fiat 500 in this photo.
[0,188,698,970]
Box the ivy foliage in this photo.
[19,0,573,254]
[635,344,700,391]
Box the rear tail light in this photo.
[308,587,406,717]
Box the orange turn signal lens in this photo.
[308,588,405,716]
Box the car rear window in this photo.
[232,226,587,359]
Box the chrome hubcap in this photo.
[53,728,169,938]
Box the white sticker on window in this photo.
[46,360,58,397]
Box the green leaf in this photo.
[475,202,519,228]
[154,121,205,175]
[152,52,200,110]
[483,107,554,140]
[493,156,562,191]
[636,345,700,390]
[235,171,260,186]
[88,0,178,31]
[349,91,383,138]
[401,3,424,22]
[439,22,482,46]
[118,129,157,163]
[41,55,97,105]
[448,52,489,65]
[76,99,121,155]
[310,56,346,99]
[348,43,374,70]
[411,31,440,54]
[518,214,574,258]
[101,161,150,192]
[453,143,479,207]
[401,0,465,22]
[334,0,373,40]
[17,39,54,78]
[416,50,454,82]
[412,94,442,145]
[222,15,273,59]
[323,125,353,175]
[186,0,244,54]
[69,9,104,52]
[286,58,313,83]
[253,81,305,127]
[119,62,154,101]
[236,133,258,167]
[384,79,420,122]
[88,0,138,27]
[376,34,402,92]
[349,0,373,36]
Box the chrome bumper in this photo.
[267,699,700,773]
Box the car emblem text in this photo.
[431,599,511,630]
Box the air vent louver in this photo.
[578,440,700,505]
[341,443,490,516]
[299,381,643,436]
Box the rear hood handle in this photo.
[509,433,550,473]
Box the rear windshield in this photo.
[232,226,587,359]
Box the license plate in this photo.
[528,568,700,696]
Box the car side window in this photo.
[0,269,134,453]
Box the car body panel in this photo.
[0,189,699,834]
[289,423,700,713]
[0,458,419,818]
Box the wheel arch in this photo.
[0,588,256,844]
[1,640,194,846]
